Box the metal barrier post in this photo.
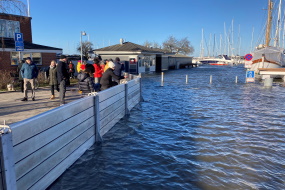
[0,125,17,190]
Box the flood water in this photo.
[48,65,285,190]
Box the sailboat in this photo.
[250,0,285,72]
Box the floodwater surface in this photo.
[48,65,285,190]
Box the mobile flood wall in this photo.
[0,76,141,190]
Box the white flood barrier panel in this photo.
[0,76,141,190]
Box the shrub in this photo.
[0,70,14,90]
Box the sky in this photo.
[17,0,278,57]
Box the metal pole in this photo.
[80,32,83,64]
[235,76,238,83]
[210,75,212,84]
[186,75,188,84]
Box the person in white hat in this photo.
[100,60,124,90]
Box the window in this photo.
[10,52,42,65]
[11,52,19,65]
[0,19,20,38]
[30,53,42,65]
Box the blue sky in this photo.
[24,0,273,57]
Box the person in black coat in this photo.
[100,61,124,91]
[77,64,95,96]
[57,55,69,105]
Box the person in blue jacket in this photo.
[20,57,38,101]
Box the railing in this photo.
[0,76,142,190]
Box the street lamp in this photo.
[80,31,87,64]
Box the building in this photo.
[0,13,62,71]
[94,41,164,74]
[94,40,193,74]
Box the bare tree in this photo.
[143,40,160,48]
[77,41,94,59]
[162,36,194,55]
[0,0,27,16]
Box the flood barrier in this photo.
[0,76,141,190]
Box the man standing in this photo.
[57,55,69,105]
[113,57,124,83]
[20,57,38,101]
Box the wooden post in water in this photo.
[186,75,188,84]
[210,75,212,84]
[161,72,164,86]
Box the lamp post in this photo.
[80,31,87,64]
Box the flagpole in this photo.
[27,0,30,17]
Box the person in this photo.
[103,59,113,72]
[57,55,69,105]
[76,60,82,73]
[48,60,59,99]
[100,61,124,91]
[113,57,125,83]
[68,60,75,79]
[77,64,95,96]
[96,55,105,73]
[17,59,25,93]
[93,58,103,92]
[20,57,38,101]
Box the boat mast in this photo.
[265,0,273,47]
[274,0,282,47]
[200,28,204,58]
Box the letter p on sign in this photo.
[15,33,23,42]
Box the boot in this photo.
[50,95,55,99]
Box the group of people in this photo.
[77,56,125,95]
[19,55,72,105]
[19,55,126,106]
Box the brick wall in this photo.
[42,53,57,67]
[0,13,32,42]
[0,51,17,71]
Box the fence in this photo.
[0,76,142,190]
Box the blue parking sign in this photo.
[15,33,23,42]
[246,71,255,78]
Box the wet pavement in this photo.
[0,86,81,125]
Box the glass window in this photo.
[0,19,20,38]
[11,52,19,65]
[23,53,42,65]
[31,53,42,65]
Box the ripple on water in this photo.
[48,66,285,190]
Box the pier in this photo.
[258,68,285,81]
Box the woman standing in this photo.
[48,60,58,99]
[93,58,103,91]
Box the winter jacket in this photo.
[93,63,103,78]
[57,61,69,83]
[114,62,124,76]
[77,72,95,94]
[49,66,58,86]
[20,62,38,79]
[100,68,124,90]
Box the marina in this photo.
[47,65,285,190]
